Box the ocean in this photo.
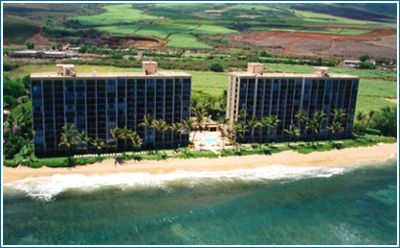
[2,157,398,245]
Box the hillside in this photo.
[3,3,397,59]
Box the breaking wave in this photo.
[3,152,397,201]
[2,164,361,201]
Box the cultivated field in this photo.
[4,3,397,58]
[69,4,158,26]
[3,15,40,44]
[96,20,236,49]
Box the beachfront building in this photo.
[31,62,191,157]
[226,63,359,143]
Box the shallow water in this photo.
[3,158,398,245]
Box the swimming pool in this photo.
[201,135,218,143]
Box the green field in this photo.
[293,10,397,28]
[263,63,397,80]
[96,20,235,49]
[358,79,397,98]
[356,79,397,114]
[166,33,212,49]
[226,4,276,11]
[356,95,396,114]
[145,3,223,11]
[249,26,370,35]
[69,4,158,26]
[3,15,39,44]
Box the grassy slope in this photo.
[69,4,158,26]
[77,3,394,49]
[3,15,40,44]
[96,20,235,49]
[293,10,396,27]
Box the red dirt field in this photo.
[231,27,397,59]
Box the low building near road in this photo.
[9,50,76,59]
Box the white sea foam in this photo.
[3,165,354,201]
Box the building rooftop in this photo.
[31,62,191,78]
[31,71,191,78]
[229,71,358,78]
[230,64,358,79]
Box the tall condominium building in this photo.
[226,63,359,143]
[31,62,191,157]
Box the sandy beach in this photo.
[3,143,397,184]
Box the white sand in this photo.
[3,143,397,184]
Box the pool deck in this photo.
[190,131,230,151]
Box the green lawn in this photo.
[68,4,158,26]
[358,79,397,98]
[356,95,396,114]
[3,15,40,44]
[355,79,397,114]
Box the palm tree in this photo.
[153,119,170,151]
[76,131,91,154]
[238,109,248,121]
[295,110,308,137]
[217,116,230,151]
[182,119,195,147]
[268,115,280,142]
[6,114,17,135]
[233,121,248,151]
[332,108,346,122]
[284,124,300,146]
[313,110,326,123]
[327,121,344,142]
[120,128,134,151]
[306,119,319,145]
[182,119,194,133]
[366,110,375,128]
[313,110,327,136]
[90,137,105,156]
[192,105,207,143]
[356,111,366,124]
[217,116,230,132]
[130,132,143,152]
[58,124,78,165]
[170,122,182,150]
[247,117,261,143]
[261,116,272,144]
[110,127,123,152]
[139,114,156,148]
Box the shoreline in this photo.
[3,143,397,184]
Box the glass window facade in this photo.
[31,76,191,157]
[227,75,359,143]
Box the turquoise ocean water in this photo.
[2,157,398,245]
